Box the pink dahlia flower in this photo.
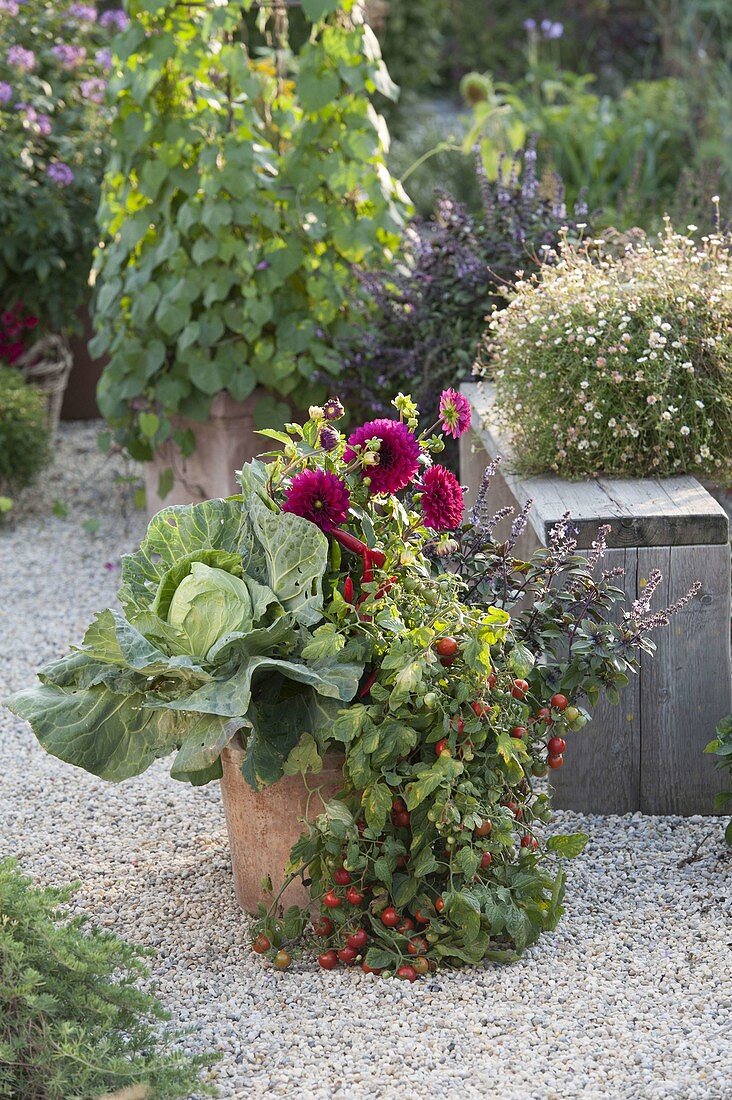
[439,388,472,439]
[345,418,420,494]
[282,469,350,533]
[420,465,464,531]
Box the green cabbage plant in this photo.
[7,472,364,788]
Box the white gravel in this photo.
[2,423,731,1100]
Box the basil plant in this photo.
[7,468,364,787]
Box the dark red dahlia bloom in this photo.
[344,418,420,494]
[282,469,350,532]
[439,388,472,439]
[420,464,464,530]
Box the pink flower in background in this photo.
[52,44,87,68]
[419,465,464,531]
[7,46,36,71]
[80,77,106,103]
[438,388,472,439]
[47,161,74,186]
[344,418,421,494]
[0,81,11,104]
[99,8,129,31]
[95,47,112,70]
[282,469,350,532]
[0,0,20,15]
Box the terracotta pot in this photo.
[144,389,263,517]
[219,738,346,913]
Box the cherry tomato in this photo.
[411,956,430,975]
[407,936,428,955]
[347,928,368,951]
[274,950,291,970]
[487,673,497,689]
[434,637,458,657]
[313,916,333,937]
[396,965,417,982]
[551,693,569,711]
[323,890,342,909]
[318,949,339,970]
[521,835,539,850]
[548,736,567,755]
[547,754,565,769]
[337,945,357,964]
[435,739,451,757]
[480,852,493,869]
[510,725,527,740]
[503,801,520,817]
[474,819,492,837]
[397,917,416,933]
[252,934,271,954]
[361,961,382,974]
[531,762,548,777]
[511,679,530,700]
[381,906,400,927]
[413,908,430,925]
[333,868,352,886]
[452,716,465,734]
[392,796,407,813]
[565,706,580,723]
[346,886,365,906]
[536,707,554,725]
[392,810,411,829]
[435,896,445,913]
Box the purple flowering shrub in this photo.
[0,0,124,335]
[337,146,593,428]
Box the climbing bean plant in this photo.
[92,0,408,459]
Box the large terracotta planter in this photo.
[144,390,263,517]
[219,738,346,912]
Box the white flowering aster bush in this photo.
[481,221,732,479]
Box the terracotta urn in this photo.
[219,737,346,913]
[144,389,263,517]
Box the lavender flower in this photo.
[0,0,20,15]
[80,77,106,103]
[99,8,129,31]
[522,18,536,31]
[95,47,112,70]
[7,46,36,72]
[69,2,97,20]
[0,81,12,105]
[52,44,87,68]
[47,161,74,186]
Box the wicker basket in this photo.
[17,334,73,436]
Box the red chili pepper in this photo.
[343,576,354,604]
[358,669,378,698]
[332,529,386,569]
[362,549,373,585]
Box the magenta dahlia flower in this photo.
[345,419,420,494]
[439,388,472,439]
[282,469,350,533]
[419,465,464,531]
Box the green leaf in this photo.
[364,946,396,970]
[170,715,246,782]
[247,492,328,626]
[725,819,732,847]
[362,781,392,833]
[52,499,69,518]
[404,754,463,812]
[546,833,589,859]
[301,623,346,662]
[329,705,368,744]
[282,732,323,777]
[5,684,197,782]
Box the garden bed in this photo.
[1,422,730,1098]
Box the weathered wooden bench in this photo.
[459,382,731,815]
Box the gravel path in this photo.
[2,423,731,1100]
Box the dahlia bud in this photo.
[309,405,325,422]
[323,396,345,421]
[362,451,380,467]
[319,425,339,451]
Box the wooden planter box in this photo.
[459,383,731,816]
